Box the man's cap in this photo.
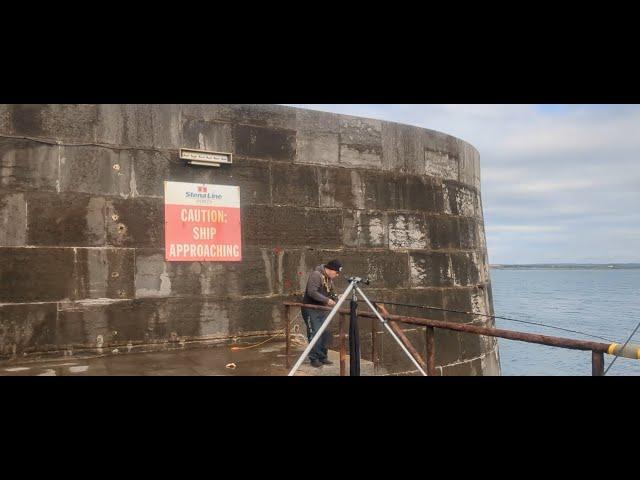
[325,260,343,272]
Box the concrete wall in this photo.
[0,104,500,375]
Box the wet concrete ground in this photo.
[0,337,375,376]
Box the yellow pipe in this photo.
[607,343,640,360]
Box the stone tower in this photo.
[0,104,500,375]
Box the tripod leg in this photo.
[288,281,357,376]
[355,287,428,376]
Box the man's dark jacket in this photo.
[302,265,336,306]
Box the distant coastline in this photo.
[490,263,640,270]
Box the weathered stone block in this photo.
[27,193,106,246]
[58,298,160,346]
[319,167,365,209]
[340,144,383,169]
[387,288,445,321]
[211,247,276,297]
[242,205,342,248]
[337,249,410,289]
[0,303,58,356]
[443,181,477,217]
[134,251,173,298]
[476,249,490,284]
[450,252,480,286]
[58,297,235,346]
[486,282,495,316]
[340,115,381,146]
[481,348,501,376]
[409,252,452,288]
[0,247,77,302]
[162,298,220,339]
[381,122,407,173]
[473,153,482,191]
[297,130,340,166]
[428,216,460,250]
[182,117,234,153]
[135,247,276,299]
[234,124,296,162]
[424,147,459,181]
[198,300,231,338]
[0,104,10,134]
[150,104,183,150]
[363,170,398,210]
[459,330,484,361]
[476,194,484,219]
[0,138,59,193]
[296,108,340,133]
[106,197,164,248]
[458,217,478,250]
[388,212,428,250]
[343,210,388,248]
[442,287,474,323]
[95,104,154,147]
[470,285,492,321]
[0,193,26,245]
[458,139,477,187]
[75,248,135,300]
[339,115,382,169]
[129,150,171,197]
[477,221,487,253]
[272,163,319,207]
[296,110,340,166]
[10,104,99,143]
[226,104,298,130]
[434,328,464,366]
[59,146,132,197]
[228,295,291,335]
[397,175,443,212]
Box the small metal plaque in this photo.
[180,148,233,166]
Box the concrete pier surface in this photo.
[0,338,377,376]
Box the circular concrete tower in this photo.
[0,104,499,375]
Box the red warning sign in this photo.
[164,181,242,261]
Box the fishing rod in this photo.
[368,300,616,343]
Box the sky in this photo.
[285,104,640,264]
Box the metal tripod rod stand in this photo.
[288,277,427,376]
[355,286,427,376]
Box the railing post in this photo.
[339,313,347,376]
[285,305,291,369]
[592,351,604,376]
[426,326,437,376]
[371,317,376,373]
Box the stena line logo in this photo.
[185,187,223,199]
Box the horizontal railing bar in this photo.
[284,302,611,353]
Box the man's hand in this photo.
[327,299,336,307]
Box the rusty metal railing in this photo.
[283,301,638,376]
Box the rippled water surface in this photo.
[491,269,640,376]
